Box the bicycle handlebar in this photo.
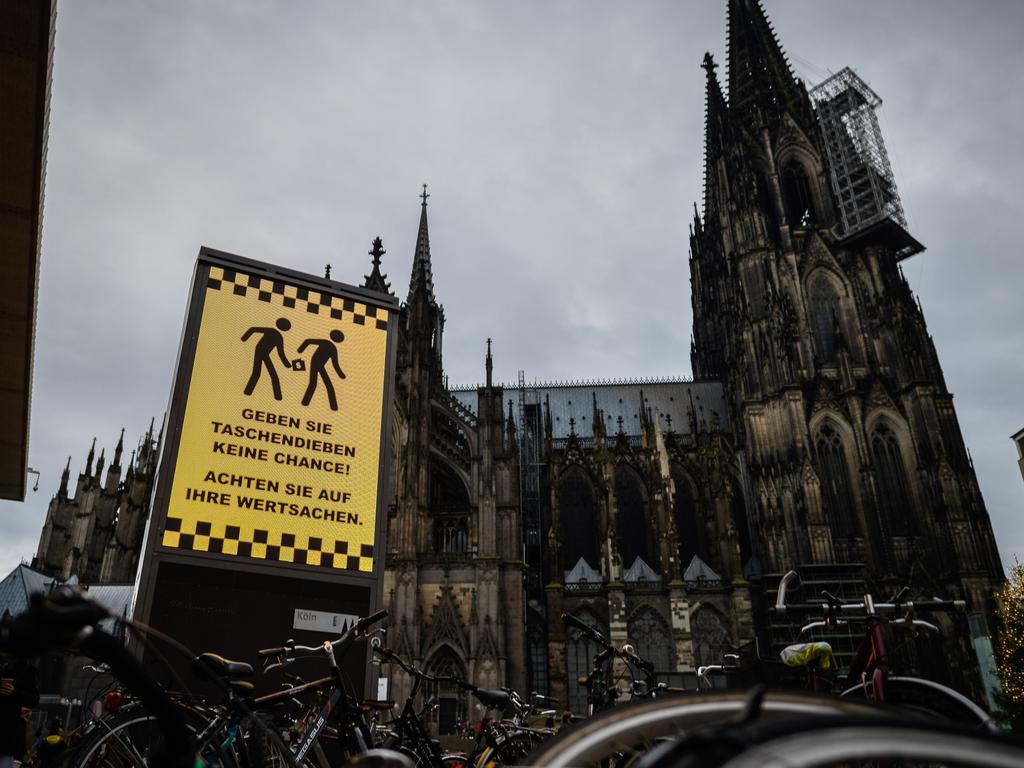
[259,608,389,667]
[776,599,965,615]
[561,612,610,646]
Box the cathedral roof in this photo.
[0,564,57,618]
[451,377,729,440]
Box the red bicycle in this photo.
[773,569,995,729]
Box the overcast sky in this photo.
[4,0,1023,577]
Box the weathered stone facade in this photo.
[34,421,161,584]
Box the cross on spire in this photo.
[420,183,430,207]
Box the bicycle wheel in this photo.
[73,703,239,767]
[718,723,1024,768]
[74,708,181,767]
[524,690,882,767]
[841,675,997,730]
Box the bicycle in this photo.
[430,677,554,768]
[561,613,671,716]
[772,568,995,728]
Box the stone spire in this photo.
[485,338,493,388]
[85,438,96,476]
[58,456,70,497]
[407,184,436,306]
[726,0,808,129]
[701,52,727,219]
[113,428,124,469]
[363,236,392,295]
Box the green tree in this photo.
[995,560,1024,732]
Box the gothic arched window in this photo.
[813,423,858,538]
[565,610,605,715]
[527,619,549,696]
[559,467,600,569]
[871,422,912,536]
[434,517,468,554]
[757,173,780,240]
[615,464,650,568]
[429,459,470,515]
[782,162,815,226]
[629,609,672,674]
[809,276,842,363]
[691,608,729,670]
[673,467,705,570]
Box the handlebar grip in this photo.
[357,608,389,631]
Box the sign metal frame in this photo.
[133,246,397,695]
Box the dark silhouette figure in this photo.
[298,329,346,410]
[242,318,292,400]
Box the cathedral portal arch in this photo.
[423,645,469,735]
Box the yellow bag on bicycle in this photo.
[780,641,833,669]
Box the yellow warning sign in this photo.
[161,265,389,573]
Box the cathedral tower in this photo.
[689,0,1002,614]
[377,190,525,733]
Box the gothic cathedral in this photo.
[33,0,1005,725]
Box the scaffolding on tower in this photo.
[810,67,923,260]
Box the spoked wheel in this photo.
[524,689,883,768]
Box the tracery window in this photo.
[615,464,650,568]
[434,517,468,554]
[566,610,605,715]
[629,609,672,674]
[782,162,815,226]
[871,422,912,536]
[528,622,549,696]
[691,608,729,669]
[813,423,858,537]
[672,467,705,569]
[809,277,842,362]
[559,467,600,569]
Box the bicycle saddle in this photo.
[473,688,511,709]
[193,652,255,680]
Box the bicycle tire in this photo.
[841,675,997,730]
[74,709,182,767]
[524,689,882,767]
[477,729,549,767]
[73,704,241,768]
[718,723,1024,768]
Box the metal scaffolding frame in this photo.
[518,370,545,589]
[518,370,549,693]
[811,67,908,239]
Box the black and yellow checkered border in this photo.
[162,516,374,573]
[207,266,389,331]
